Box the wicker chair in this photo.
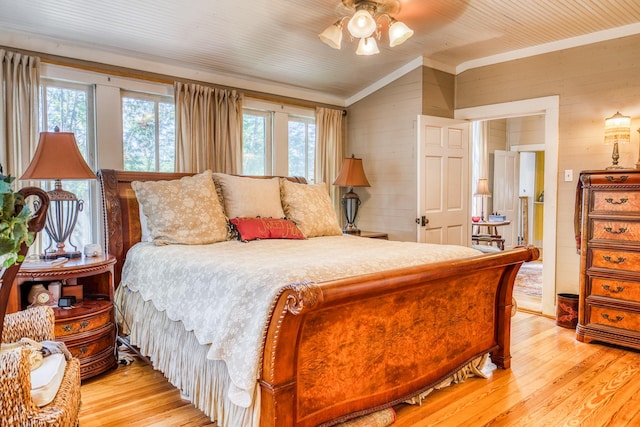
[1,307,82,426]
[0,187,81,426]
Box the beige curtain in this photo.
[174,82,243,173]
[0,50,40,177]
[315,107,344,215]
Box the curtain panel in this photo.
[0,50,40,177]
[174,82,243,174]
[314,107,344,217]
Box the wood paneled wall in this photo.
[456,33,640,294]
[347,68,423,241]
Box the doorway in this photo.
[456,96,559,317]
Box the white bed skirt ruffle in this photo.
[115,285,260,427]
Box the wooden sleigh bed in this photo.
[98,169,539,427]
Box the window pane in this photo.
[41,83,94,252]
[122,93,175,172]
[243,113,267,175]
[307,123,316,183]
[158,102,176,172]
[288,120,306,178]
[288,117,315,183]
[123,97,157,171]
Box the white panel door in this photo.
[417,115,470,245]
[493,150,519,249]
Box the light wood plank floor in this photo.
[79,312,640,426]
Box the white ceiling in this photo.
[1,0,640,105]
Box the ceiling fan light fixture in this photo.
[320,0,411,55]
[319,20,344,49]
[347,9,377,38]
[356,37,379,55]
[388,18,413,47]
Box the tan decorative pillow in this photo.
[213,173,285,219]
[280,179,342,238]
[132,170,228,245]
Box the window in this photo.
[241,100,315,182]
[40,79,97,251]
[122,91,175,172]
[288,116,316,183]
[242,109,272,175]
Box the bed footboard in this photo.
[260,245,539,427]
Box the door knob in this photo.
[415,216,429,226]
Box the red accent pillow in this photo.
[230,217,306,242]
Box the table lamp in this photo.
[604,111,630,170]
[333,155,370,234]
[474,178,491,222]
[21,127,96,259]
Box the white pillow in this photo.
[31,353,66,407]
[213,173,285,219]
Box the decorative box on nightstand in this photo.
[9,255,117,380]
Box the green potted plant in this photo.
[0,166,34,268]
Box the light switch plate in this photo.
[564,169,573,182]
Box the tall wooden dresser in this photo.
[576,170,640,350]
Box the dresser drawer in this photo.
[591,219,640,242]
[591,191,640,213]
[590,277,640,302]
[590,248,640,273]
[589,306,640,332]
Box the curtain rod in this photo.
[1,45,346,114]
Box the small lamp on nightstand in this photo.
[20,127,96,259]
[333,155,370,234]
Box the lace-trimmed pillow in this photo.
[132,170,228,245]
[280,179,342,238]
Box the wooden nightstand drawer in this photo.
[54,300,113,337]
[589,306,640,331]
[590,277,640,302]
[590,248,640,273]
[62,322,114,359]
[591,219,640,242]
[591,191,640,213]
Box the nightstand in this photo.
[358,231,389,240]
[10,255,117,380]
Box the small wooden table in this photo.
[10,255,117,380]
[471,220,511,250]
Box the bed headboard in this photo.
[97,169,307,286]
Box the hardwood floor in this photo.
[79,312,640,426]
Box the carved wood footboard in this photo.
[260,245,538,426]
[98,168,539,427]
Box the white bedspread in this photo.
[119,235,480,407]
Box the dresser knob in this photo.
[603,255,626,264]
[602,284,625,293]
[604,227,627,234]
[601,313,624,323]
[604,197,628,205]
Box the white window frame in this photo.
[121,90,175,172]
[242,108,273,175]
[39,78,99,247]
[242,98,315,179]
